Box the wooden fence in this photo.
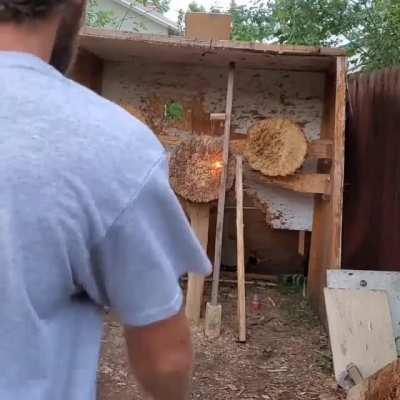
[343,68,400,270]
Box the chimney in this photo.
[185,13,232,41]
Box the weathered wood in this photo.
[210,113,226,121]
[346,363,364,385]
[328,269,400,354]
[185,203,210,324]
[82,27,346,57]
[80,28,343,72]
[324,288,397,383]
[347,359,400,400]
[210,63,235,306]
[308,57,346,318]
[236,155,246,342]
[298,231,306,256]
[71,49,103,93]
[307,139,333,160]
[259,173,331,195]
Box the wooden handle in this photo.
[211,62,235,306]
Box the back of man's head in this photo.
[0,0,86,74]
[0,0,65,23]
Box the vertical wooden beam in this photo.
[185,203,211,324]
[298,231,306,256]
[236,155,246,343]
[308,57,346,317]
[210,63,236,306]
[71,49,103,94]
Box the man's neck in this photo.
[0,19,58,62]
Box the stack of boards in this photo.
[325,270,400,399]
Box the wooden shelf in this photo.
[253,172,331,195]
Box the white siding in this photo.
[94,0,169,35]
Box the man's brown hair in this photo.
[0,0,65,22]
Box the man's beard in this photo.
[50,1,86,75]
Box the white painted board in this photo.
[103,61,325,231]
[327,270,400,353]
[324,288,397,382]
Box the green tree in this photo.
[86,0,118,27]
[348,0,400,70]
[187,1,206,12]
[230,0,400,71]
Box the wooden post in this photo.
[185,202,211,324]
[236,155,246,342]
[308,57,346,318]
[298,231,306,256]
[210,62,235,306]
[205,62,235,339]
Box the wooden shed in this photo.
[74,27,346,318]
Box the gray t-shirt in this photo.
[0,52,211,399]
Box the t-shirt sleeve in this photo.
[87,155,212,327]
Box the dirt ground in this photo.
[98,281,345,400]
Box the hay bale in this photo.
[246,118,308,177]
[170,136,235,203]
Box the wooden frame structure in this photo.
[75,28,346,319]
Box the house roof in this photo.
[111,0,179,33]
[80,27,346,73]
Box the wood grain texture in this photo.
[236,156,246,342]
[259,173,331,195]
[307,139,333,160]
[343,69,400,271]
[71,49,103,93]
[211,63,235,306]
[324,288,397,383]
[80,28,343,72]
[347,359,400,400]
[185,203,210,324]
[308,57,346,318]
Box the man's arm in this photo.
[125,310,193,400]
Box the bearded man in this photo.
[0,2,211,399]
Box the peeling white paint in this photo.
[102,60,325,231]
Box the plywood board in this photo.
[186,13,232,41]
[324,288,397,382]
[327,269,400,353]
[80,28,342,72]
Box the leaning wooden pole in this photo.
[205,62,235,339]
[235,155,246,342]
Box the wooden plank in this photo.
[324,288,397,383]
[308,57,346,318]
[256,173,331,195]
[211,63,235,306]
[307,139,333,160]
[185,203,210,324]
[236,155,246,342]
[347,359,400,400]
[71,49,103,94]
[298,231,306,256]
[210,113,226,121]
[82,27,346,57]
[327,269,400,354]
[80,28,340,72]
